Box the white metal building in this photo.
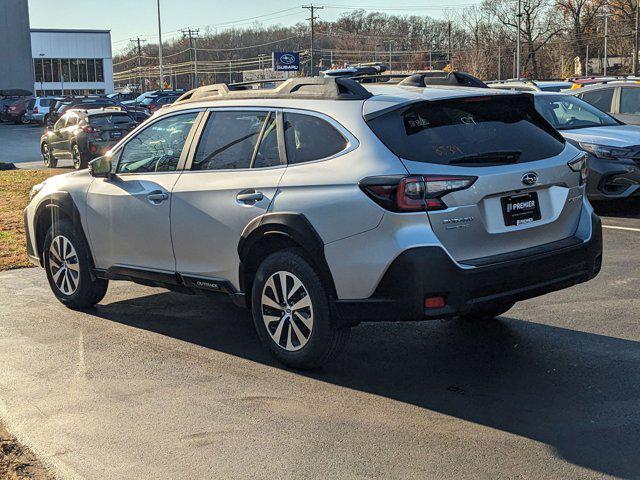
[31,29,114,96]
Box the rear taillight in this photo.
[359,175,477,212]
[568,153,588,185]
[82,125,98,133]
[33,106,39,114]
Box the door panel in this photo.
[171,108,285,289]
[85,111,202,272]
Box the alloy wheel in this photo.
[261,271,313,352]
[49,235,80,295]
[72,145,82,169]
[42,144,51,166]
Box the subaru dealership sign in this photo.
[273,52,300,72]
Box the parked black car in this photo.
[41,109,136,169]
[123,92,181,114]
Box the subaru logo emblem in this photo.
[280,54,296,65]
[521,172,538,186]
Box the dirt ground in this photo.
[0,169,65,271]
[0,423,53,479]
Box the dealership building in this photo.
[0,1,114,96]
[31,29,114,96]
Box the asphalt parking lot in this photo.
[0,122,75,169]
[0,206,638,479]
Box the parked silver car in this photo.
[24,78,602,368]
[24,96,62,125]
[533,92,640,200]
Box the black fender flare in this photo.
[33,191,95,268]
[237,212,337,297]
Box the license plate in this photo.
[110,131,122,139]
[501,192,541,226]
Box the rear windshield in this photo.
[366,95,565,166]
[89,113,134,127]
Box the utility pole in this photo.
[599,8,612,75]
[181,28,200,88]
[447,21,452,69]
[635,0,639,75]
[130,37,146,92]
[385,40,393,72]
[157,0,164,91]
[584,44,589,75]
[498,46,501,80]
[303,4,323,76]
[516,0,522,79]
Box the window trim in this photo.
[109,109,206,176]
[281,108,359,167]
[184,107,287,172]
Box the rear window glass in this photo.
[40,99,52,107]
[366,95,565,166]
[89,114,134,127]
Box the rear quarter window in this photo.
[283,113,348,164]
[366,95,565,166]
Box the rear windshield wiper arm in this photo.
[449,151,522,165]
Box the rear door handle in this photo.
[147,191,169,203]
[236,191,264,203]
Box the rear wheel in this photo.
[251,249,350,370]
[71,143,86,170]
[41,142,57,168]
[20,114,30,125]
[43,219,108,309]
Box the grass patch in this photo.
[0,169,66,271]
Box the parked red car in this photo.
[1,98,30,124]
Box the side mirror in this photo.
[89,156,113,178]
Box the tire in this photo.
[458,302,515,321]
[43,218,108,309]
[20,114,30,125]
[41,142,57,168]
[251,248,350,370]
[71,144,86,170]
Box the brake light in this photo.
[33,106,38,114]
[359,175,477,212]
[82,125,98,133]
[568,153,588,185]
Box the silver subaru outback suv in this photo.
[24,77,602,369]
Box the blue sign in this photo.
[273,52,300,72]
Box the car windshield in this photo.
[534,94,620,130]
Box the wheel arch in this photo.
[238,213,337,302]
[33,192,95,269]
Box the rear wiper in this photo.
[449,151,522,165]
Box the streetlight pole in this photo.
[635,0,639,75]
[599,8,612,76]
[516,0,521,79]
[157,0,164,90]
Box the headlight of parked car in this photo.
[29,183,44,201]
[578,142,631,159]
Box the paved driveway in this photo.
[0,213,638,479]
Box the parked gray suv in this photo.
[24,78,602,368]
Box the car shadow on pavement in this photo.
[593,198,640,220]
[89,291,640,479]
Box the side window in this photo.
[581,89,614,112]
[117,112,198,174]
[283,113,348,164]
[254,114,280,168]
[66,115,78,127]
[619,87,640,114]
[54,117,67,130]
[192,111,270,170]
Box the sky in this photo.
[28,0,479,54]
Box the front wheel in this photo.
[251,249,350,369]
[44,219,108,309]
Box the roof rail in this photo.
[485,78,536,85]
[399,71,488,88]
[174,77,372,104]
[348,74,411,84]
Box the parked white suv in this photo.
[24,78,602,368]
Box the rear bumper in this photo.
[333,213,602,324]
